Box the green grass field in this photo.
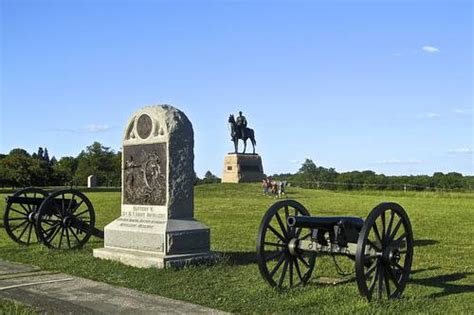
[0,298,37,315]
[1,184,473,313]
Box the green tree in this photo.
[0,149,41,187]
[439,172,464,189]
[73,142,120,186]
[0,154,10,187]
[32,147,54,185]
[52,156,78,185]
[295,159,319,188]
[202,171,220,184]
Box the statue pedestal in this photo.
[221,153,264,183]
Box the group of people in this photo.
[262,178,287,199]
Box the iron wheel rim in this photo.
[3,187,48,245]
[256,200,316,289]
[35,189,95,249]
[355,202,414,301]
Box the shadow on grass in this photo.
[223,251,257,266]
[411,268,474,298]
[414,239,438,247]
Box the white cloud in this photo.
[375,158,422,165]
[83,124,110,133]
[427,112,440,118]
[290,159,301,165]
[453,108,472,115]
[422,46,440,53]
[448,147,473,154]
[45,127,78,133]
[418,112,440,119]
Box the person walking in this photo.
[262,179,268,196]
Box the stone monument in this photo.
[221,111,264,183]
[87,175,97,188]
[93,105,213,268]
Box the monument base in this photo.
[93,218,214,269]
[221,153,264,183]
[93,247,216,269]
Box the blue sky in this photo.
[1,0,472,177]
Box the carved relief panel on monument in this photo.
[122,113,168,206]
[123,143,167,205]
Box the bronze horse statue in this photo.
[228,114,256,154]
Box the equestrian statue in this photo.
[228,111,257,154]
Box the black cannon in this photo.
[256,200,414,301]
[3,187,103,249]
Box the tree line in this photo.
[0,145,472,191]
[0,142,121,188]
[0,142,220,188]
[271,159,474,191]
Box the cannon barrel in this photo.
[287,215,364,230]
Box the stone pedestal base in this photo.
[93,247,216,269]
[221,153,264,183]
[93,218,213,269]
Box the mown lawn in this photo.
[0,184,473,313]
[0,298,37,315]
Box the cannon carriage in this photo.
[3,187,103,249]
[256,200,414,301]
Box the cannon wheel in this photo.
[355,202,414,301]
[35,189,96,249]
[3,187,49,245]
[256,200,316,288]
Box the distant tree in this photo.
[271,173,293,181]
[9,148,30,157]
[439,172,464,189]
[465,176,474,190]
[109,151,122,186]
[52,156,78,186]
[202,171,220,184]
[298,159,318,175]
[0,156,9,187]
[193,171,201,185]
[44,148,50,163]
[336,172,358,190]
[294,159,340,189]
[31,146,55,185]
[411,175,432,190]
[294,159,319,188]
[74,142,120,186]
[318,167,338,189]
[364,174,388,190]
[33,147,43,161]
[0,149,40,187]
[432,172,444,188]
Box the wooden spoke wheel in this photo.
[35,189,96,249]
[355,202,414,301]
[3,187,49,245]
[256,200,316,288]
